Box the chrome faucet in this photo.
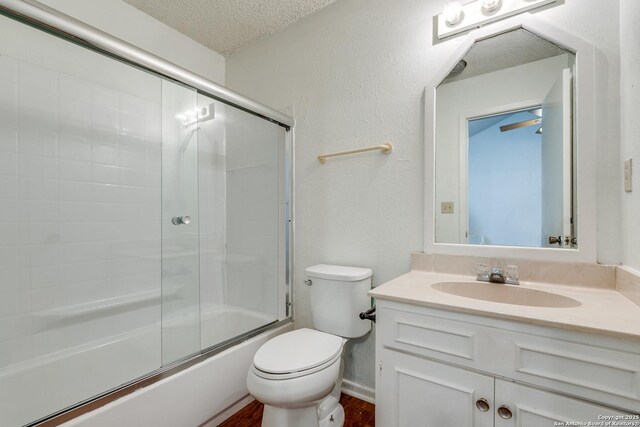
[477,264,519,285]
[489,267,505,283]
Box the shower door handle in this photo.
[172,215,191,225]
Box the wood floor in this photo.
[219,393,375,427]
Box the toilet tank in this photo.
[305,264,372,338]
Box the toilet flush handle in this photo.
[304,279,312,286]
[359,306,376,323]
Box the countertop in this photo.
[369,270,640,341]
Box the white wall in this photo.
[39,0,225,85]
[620,0,640,271]
[226,0,621,391]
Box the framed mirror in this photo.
[425,14,598,262]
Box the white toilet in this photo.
[247,264,372,427]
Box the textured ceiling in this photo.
[122,0,339,56]
[443,29,571,83]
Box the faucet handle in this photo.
[476,263,490,281]
[505,264,519,285]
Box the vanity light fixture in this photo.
[176,103,216,127]
[443,1,464,26]
[437,0,558,39]
[481,0,501,13]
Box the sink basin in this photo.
[432,281,581,308]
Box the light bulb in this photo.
[443,1,464,26]
[481,0,501,13]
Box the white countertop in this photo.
[369,270,640,341]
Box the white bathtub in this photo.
[200,305,278,349]
[62,321,292,427]
[0,304,287,427]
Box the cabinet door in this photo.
[495,380,637,427]
[377,349,494,427]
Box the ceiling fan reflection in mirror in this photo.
[499,108,543,134]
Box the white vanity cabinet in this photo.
[378,348,494,426]
[375,300,640,427]
[494,381,627,427]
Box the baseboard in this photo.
[341,379,375,404]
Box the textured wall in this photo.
[39,0,225,85]
[621,0,640,271]
[226,0,621,391]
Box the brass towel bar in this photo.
[317,143,393,163]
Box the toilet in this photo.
[247,264,372,427]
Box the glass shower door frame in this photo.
[0,2,295,425]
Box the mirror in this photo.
[434,28,577,249]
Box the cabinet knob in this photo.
[475,398,490,412]
[497,405,513,419]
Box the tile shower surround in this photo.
[0,55,284,369]
[0,54,162,369]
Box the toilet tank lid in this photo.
[305,264,373,281]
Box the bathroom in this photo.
[0,0,638,425]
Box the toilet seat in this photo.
[252,329,343,380]
[252,351,342,380]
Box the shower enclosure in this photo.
[0,2,293,426]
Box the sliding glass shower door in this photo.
[161,82,201,365]
[198,97,286,350]
[0,12,165,426]
[0,8,290,426]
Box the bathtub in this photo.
[200,304,279,350]
[0,304,289,427]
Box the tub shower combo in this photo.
[0,1,293,426]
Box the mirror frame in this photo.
[425,13,599,262]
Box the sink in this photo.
[432,281,581,308]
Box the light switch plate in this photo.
[625,159,633,193]
[441,202,454,214]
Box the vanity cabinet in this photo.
[494,381,627,427]
[377,348,494,426]
[375,300,640,426]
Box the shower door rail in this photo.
[0,0,294,130]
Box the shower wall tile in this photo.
[198,96,227,317]
[0,53,163,369]
[225,107,281,319]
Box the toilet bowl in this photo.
[247,328,345,426]
[247,264,373,427]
